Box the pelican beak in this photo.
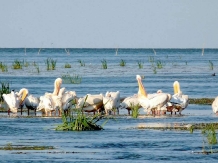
[20,90,28,105]
[173,81,180,94]
[136,75,147,97]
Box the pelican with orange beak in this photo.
[136,75,170,115]
[170,81,189,114]
[3,88,29,114]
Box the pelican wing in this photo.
[212,96,218,113]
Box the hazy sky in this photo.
[1,0,218,48]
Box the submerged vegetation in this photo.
[189,98,214,105]
[0,62,8,72]
[62,74,82,84]
[78,59,85,67]
[130,103,140,118]
[137,60,143,69]
[64,63,71,68]
[119,59,126,67]
[56,96,104,131]
[45,58,57,70]
[12,59,22,69]
[101,59,107,69]
[0,82,10,102]
[0,143,55,150]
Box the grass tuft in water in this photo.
[22,59,29,67]
[137,60,143,69]
[0,82,10,102]
[119,59,126,67]
[0,143,55,150]
[64,63,71,68]
[201,124,217,153]
[45,58,57,70]
[0,62,8,72]
[130,103,140,118]
[78,60,85,66]
[12,59,22,69]
[101,59,107,69]
[209,60,214,70]
[148,56,154,63]
[62,74,82,84]
[156,60,164,69]
[56,95,104,131]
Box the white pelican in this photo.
[103,91,120,115]
[36,78,63,116]
[212,97,218,115]
[77,94,103,114]
[61,89,77,113]
[119,94,141,115]
[170,81,189,114]
[136,75,170,116]
[3,88,28,114]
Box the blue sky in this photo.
[1,0,218,48]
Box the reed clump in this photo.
[45,58,57,70]
[62,74,82,84]
[12,59,22,69]
[78,60,85,67]
[0,62,8,72]
[130,103,141,118]
[137,60,143,69]
[56,96,104,131]
[119,59,126,67]
[101,59,107,69]
[0,143,55,150]
[209,60,214,70]
[64,63,71,68]
[189,98,214,105]
[0,82,10,102]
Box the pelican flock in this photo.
[3,74,212,117]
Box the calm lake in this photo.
[0,48,218,162]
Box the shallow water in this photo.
[0,48,218,162]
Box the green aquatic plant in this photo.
[101,59,107,69]
[153,66,157,74]
[62,74,82,84]
[201,123,217,153]
[119,59,126,67]
[45,58,57,70]
[22,59,29,67]
[130,103,141,118]
[0,143,55,150]
[148,56,154,63]
[209,60,214,70]
[0,82,10,102]
[189,98,213,105]
[78,59,85,67]
[12,59,22,69]
[64,63,71,68]
[0,62,8,72]
[156,60,164,69]
[137,60,143,69]
[189,123,218,154]
[56,95,104,131]
[34,63,40,73]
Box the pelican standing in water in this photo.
[170,81,189,114]
[119,94,141,115]
[212,97,218,115]
[136,75,170,116]
[37,78,63,116]
[3,88,28,114]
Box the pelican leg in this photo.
[8,109,10,116]
[28,109,30,116]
